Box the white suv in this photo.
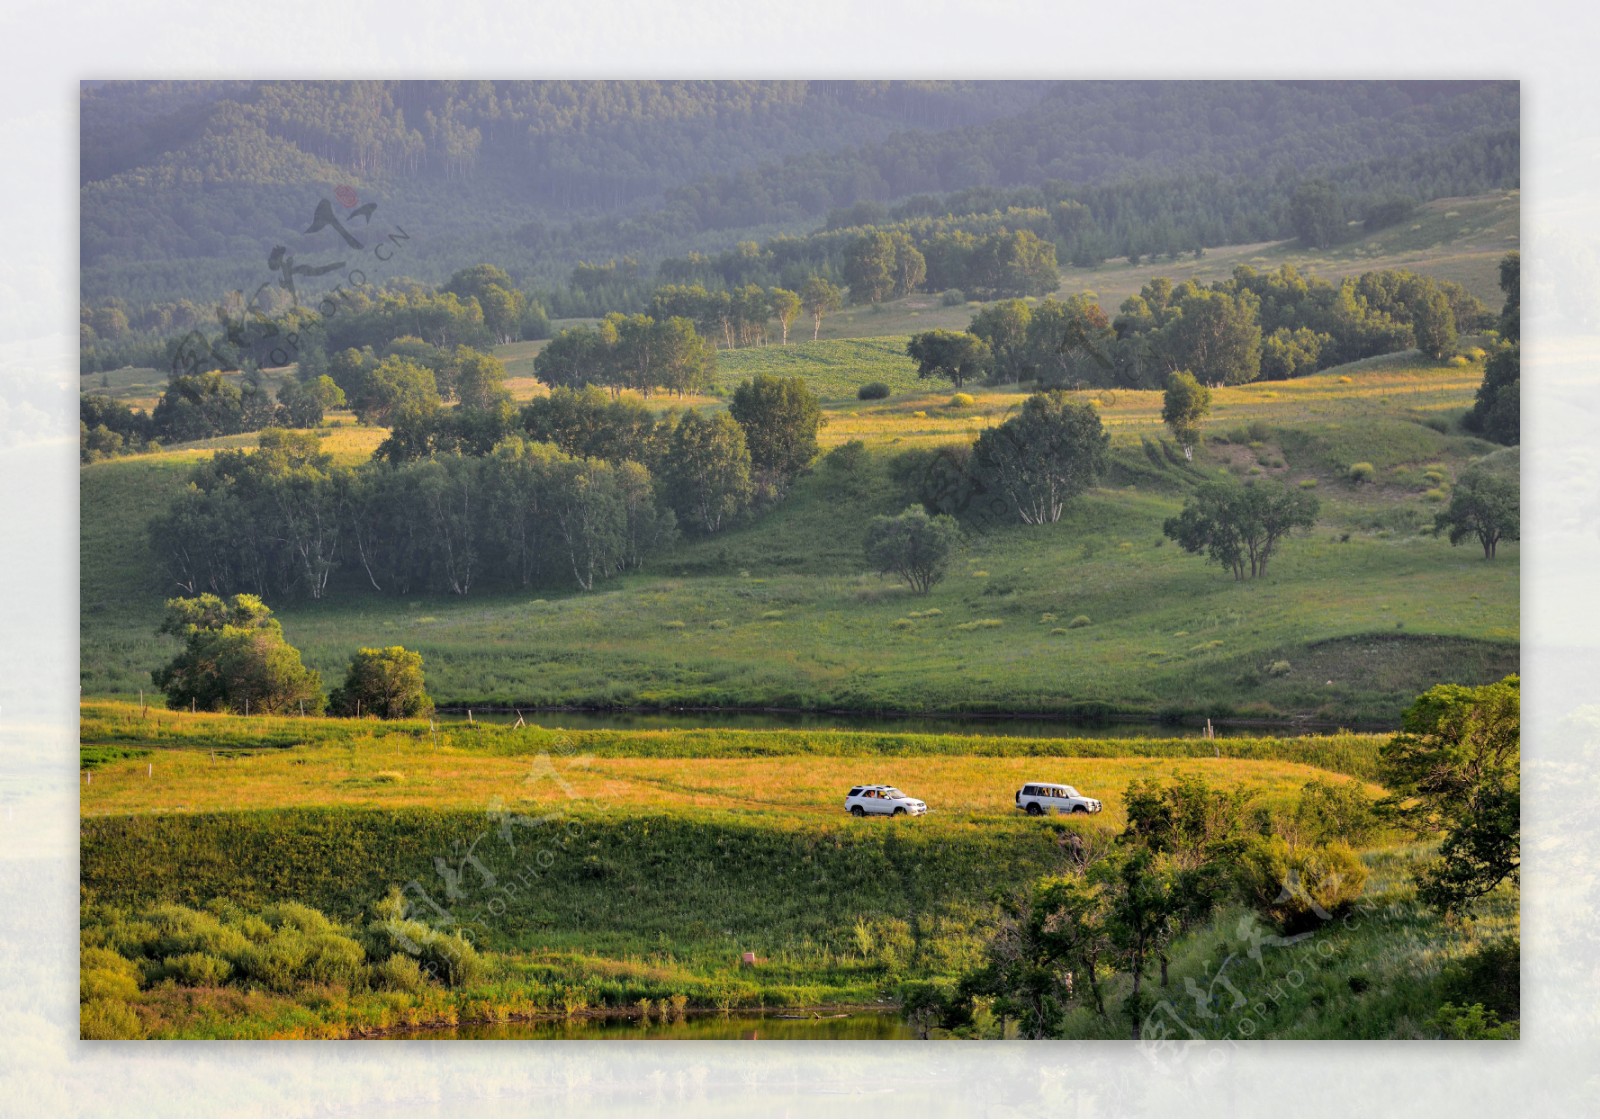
[1016,782,1102,816]
[845,785,927,817]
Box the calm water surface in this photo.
[389,1009,913,1040]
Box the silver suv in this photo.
[845,785,927,817]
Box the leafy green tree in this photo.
[354,357,441,427]
[1379,676,1520,914]
[1434,456,1519,559]
[1164,480,1318,579]
[1497,251,1520,344]
[152,593,325,714]
[1260,326,1328,380]
[768,287,801,346]
[1159,287,1262,385]
[1025,294,1115,388]
[800,276,843,341]
[1160,370,1211,460]
[729,374,824,489]
[864,505,959,594]
[330,646,433,719]
[664,411,754,534]
[1411,284,1459,360]
[275,375,346,428]
[906,330,991,389]
[1467,256,1519,444]
[968,300,1032,383]
[545,458,628,591]
[1094,847,1179,1039]
[843,231,897,304]
[971,390,1108,525]
[152,371,246,443]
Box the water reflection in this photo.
[390,1010,913,1041]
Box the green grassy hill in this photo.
[77,704,1515,1039]
[81,351,1516,725]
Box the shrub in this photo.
[955,618,1004,631]
[1067,615,1092,629]
[1265,659,1292,677]
[1431,1002,1518,1040]
[892,618,915,630]
[823,440,868,473]
[1447,355,1470,368]
[371,952,429,993]
[1422,415,1450,433]
[81,948,142,1003]
[940,289,965,306]
[857,382,891,401]
[160,951,233,987]
[1241,837,1368,933]
[948,393,975,409]
[81,998,143,1040]
[1348,462,1375,483]
[1422,487,1448,503]
[1442,936,1520,1021]
[760,610,785,621]
[1050,627,1068,635]
[708,619,730,630]
[906,608,942,619]
[1298,478,1318,489]
[1293,778,1379,846]
[911,410,927,419]
[662,620,685,630]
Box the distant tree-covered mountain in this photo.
[80,80,1518,307]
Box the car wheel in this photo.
[1026,803,1043,816]
[1072,805,1089,814]
[850,805,865,817]
[893,806,906,816]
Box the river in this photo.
[385,1009,913,1041]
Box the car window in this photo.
[848,787,863,796]
[1064,787,1079,798]
[1023,786,1037,796]
[885,788,905,799]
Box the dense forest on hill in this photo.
[80,81,1518,306]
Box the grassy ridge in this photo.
[80,701,1389,780]
[80,352,1516,723]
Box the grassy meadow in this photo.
[78,703,1515,1040]
[82,350,1517,724]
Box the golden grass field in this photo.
[80,736,1375,826]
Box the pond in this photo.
[433,706,1293,739]
[384,1009,914,1041]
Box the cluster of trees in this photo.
[907,772,1371,1040]
[647,278,844,345]
[1465,252,1519,446]
[904,676,1519,1040]
[82,265,550,377]
[908,294,1113,389]
[891,390,1110,533]
[80,370,350,463]
[905,265,1483,394]
[152,592,431,718]
[149,376,824,600]
[533,314,715,396]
